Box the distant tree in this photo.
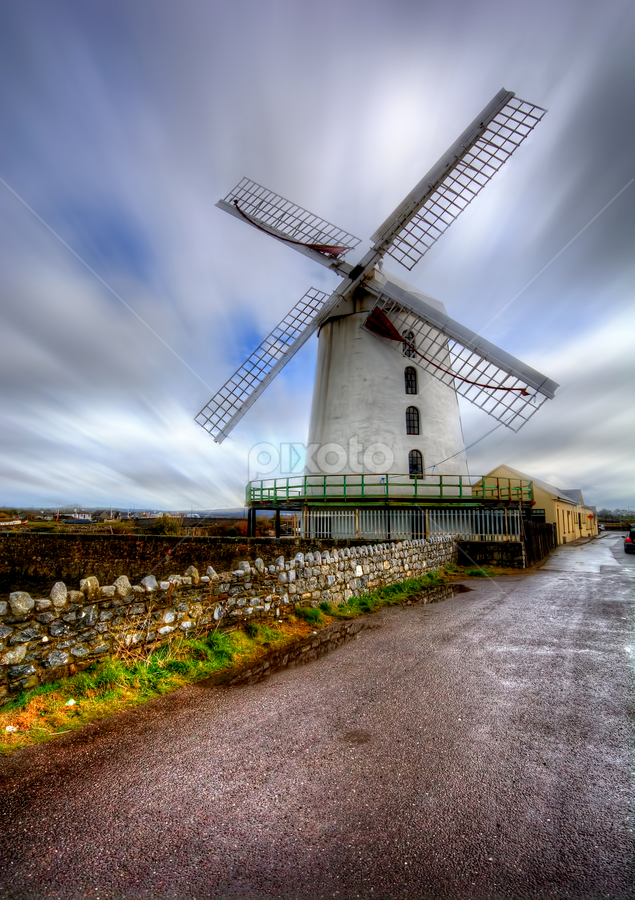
[153,514,181,536]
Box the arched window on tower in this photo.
[402,330,416,358]
[409,449,423,478]
[406,406,420,435]
[404,366,417,394]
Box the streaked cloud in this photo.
[0,0,633,509]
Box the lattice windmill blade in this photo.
[195,288,334,443]
[216,178,361,272]
[370,89,546,271]
[363,277,558,432]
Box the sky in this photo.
[0,0,633,511]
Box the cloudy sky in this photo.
[0,0,633,511]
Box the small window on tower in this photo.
[402,330,416,358]
[409,449,423,478]
[404,366,417,394]
[406,406,420,435]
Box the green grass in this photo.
[0,626,284,754]
[319,570,448,619]
[295,606,325,626]
[461,566,497,577]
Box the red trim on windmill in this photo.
[233,201,351,258]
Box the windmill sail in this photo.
[363,277,558,432]
[371,90,546,270]
[216,178,361,270]
[195,288,331,443]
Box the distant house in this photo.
[476,464,598,544]
[92,510,121,522]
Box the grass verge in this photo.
[443,562,520,578]
[1,569,450,756]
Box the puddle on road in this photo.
[342,730,372,745]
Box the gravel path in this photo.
[1,536,633,899]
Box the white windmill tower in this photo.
[196,89,558,537]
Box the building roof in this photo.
[484,464,583,505]
[559,489,583,505]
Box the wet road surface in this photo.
[1,534,633,899]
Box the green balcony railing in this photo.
[245,474,533,507]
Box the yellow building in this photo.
[478,464,598,544]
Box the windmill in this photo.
[196,88,558,499]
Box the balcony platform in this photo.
[246,474,533,510]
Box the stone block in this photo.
[49,582,68,608]
[0,624,13,640]
[35,598,52,611]
[9,591,34,618]
[80,576,100,600]
[101,586,116,598]
[113,575,132,598]
[8,663,36,680]
[71,644,90,658]
[184,565,200,584]
[10,627,40,644]
[56,638,76,650]
[2,644,26,665]
[77,605,98,628]
[44,649,69,668]
[141,575,159,593]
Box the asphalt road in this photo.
[1,534,633,900]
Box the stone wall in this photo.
[0,533,388,594]
[458,540,526,569]
[0,537,457,702]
